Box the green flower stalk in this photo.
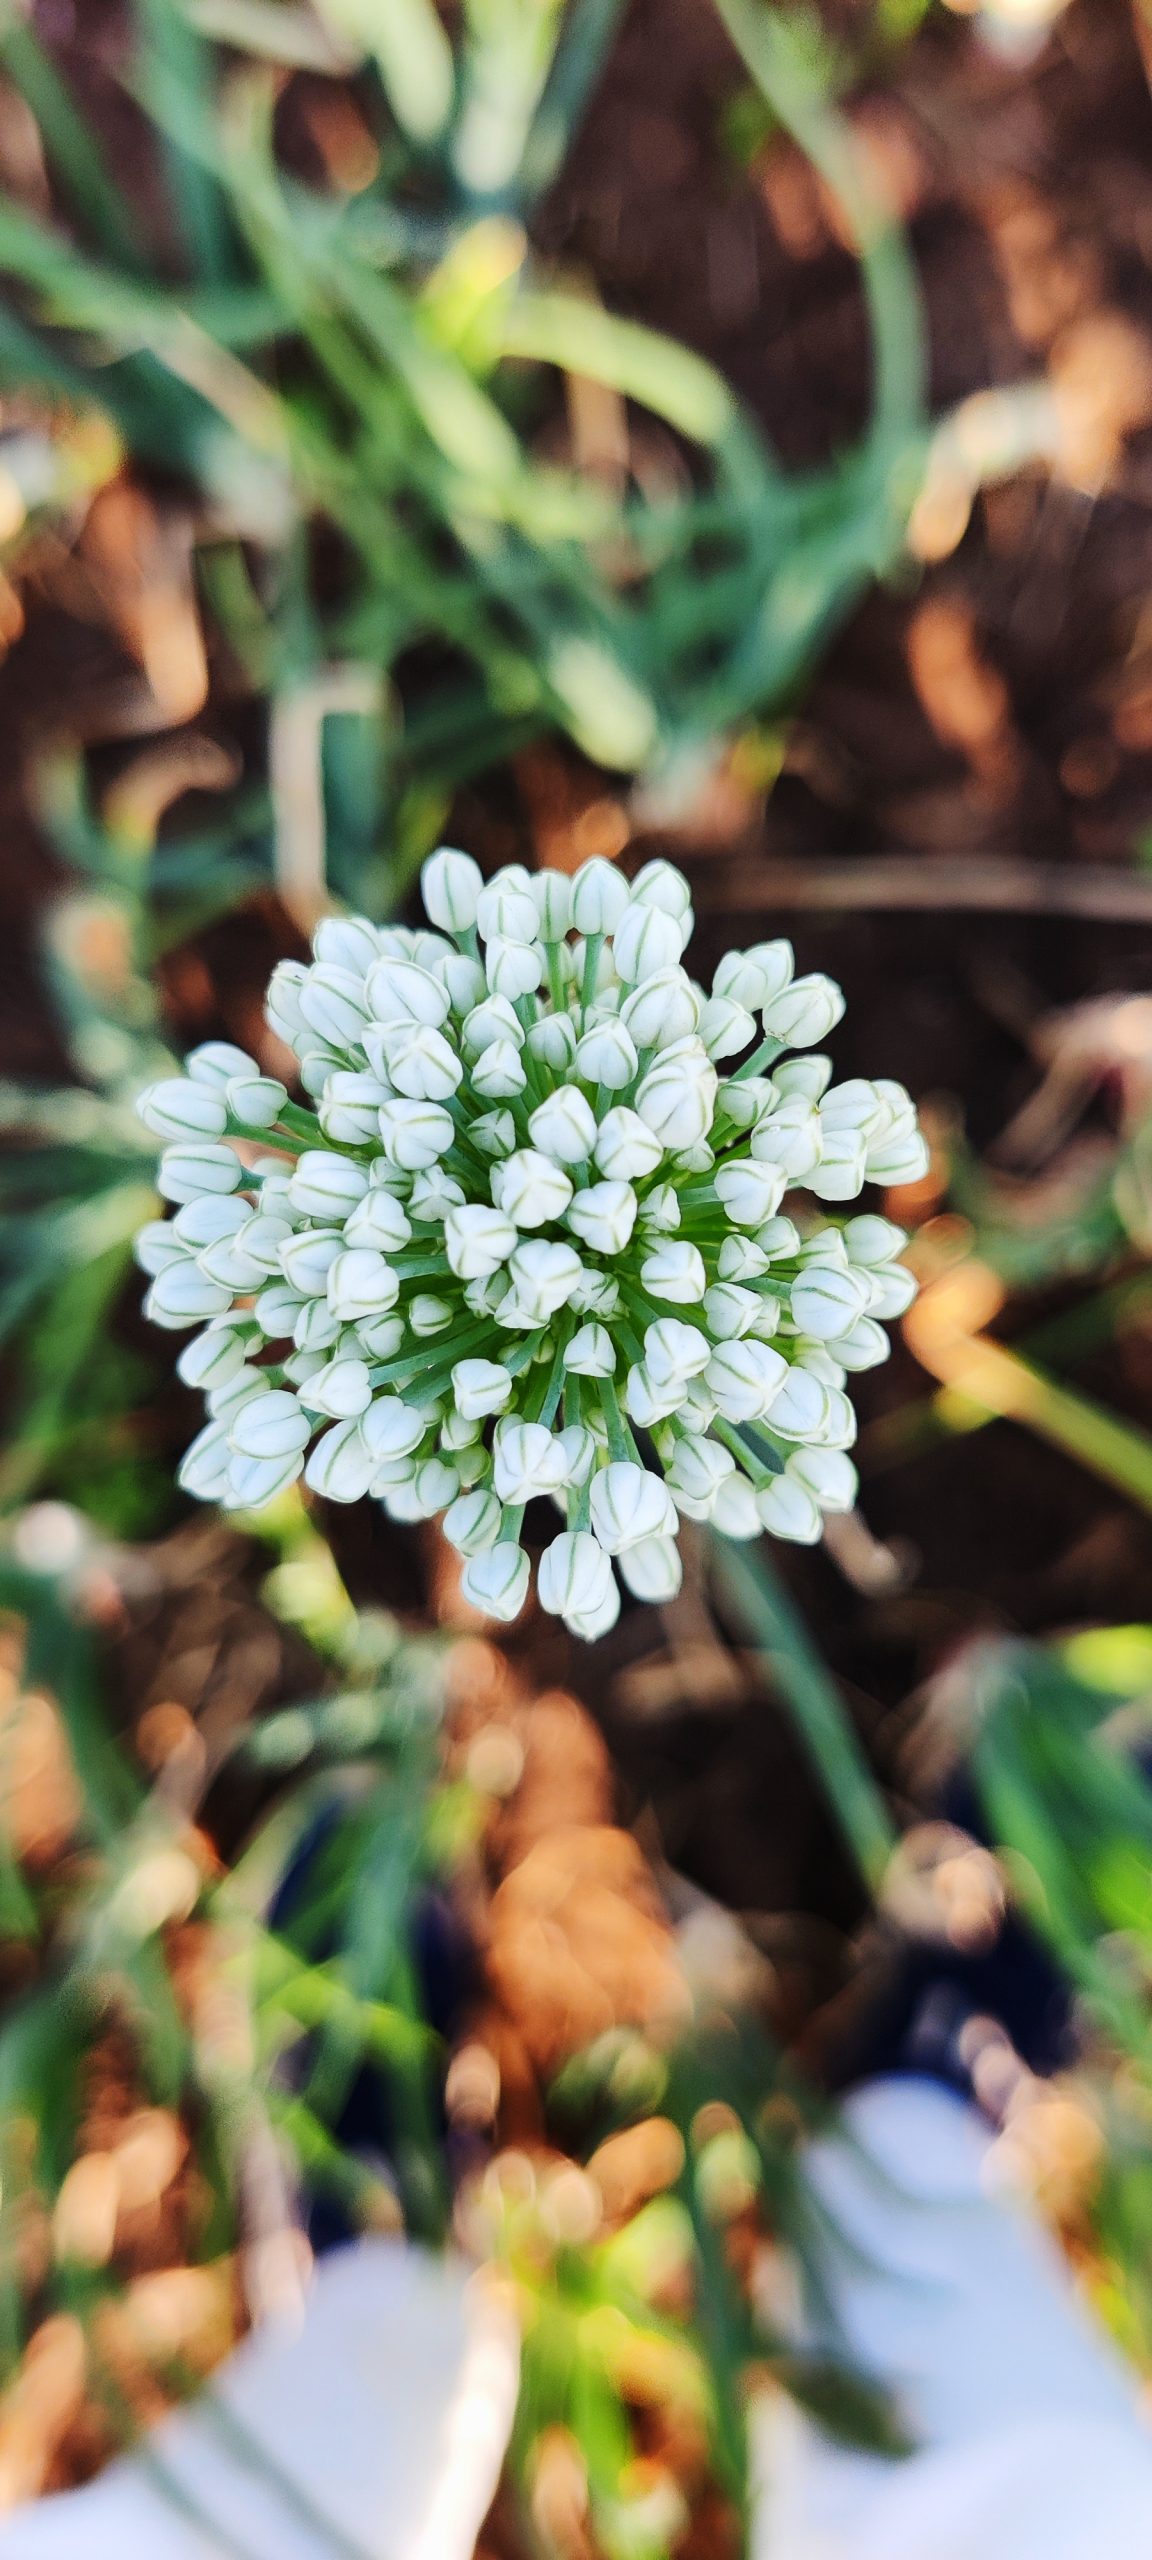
[134,852,925,1638]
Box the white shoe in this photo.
[1,2241,519,2560]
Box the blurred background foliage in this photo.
[6,0,1152,2552]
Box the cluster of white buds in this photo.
[134,851,925,1638]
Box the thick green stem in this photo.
[710,1535,898,1896]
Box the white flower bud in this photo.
[528,1085,598,1166]
[864,1087,928,1180]
[634,1053,716,1153]
[187,1040,259,1090]
[805,1129,868,1201]
[566,1582,621,1641]
[179,1419,234,1500]
[304,1418,375,1501]
[226,1074,287,1127]
[469,1110,516,1161]
[491,1148,573,1229]
[378,1099,455,1169]
[705,1338,788,1422]
[566,1180,637,1258]
[453,1358,514,1420]
[538,1530,615,1623]
[697,995,756,1062]
[209,1364,272,1419]
[773,1056,832,1102]
[750,1099,822,1181]
[572,935,615,998]
[224,1447,306,1507]
[570,858,629,935]
[532,871,572,939]
[764,1366,831,1441]
[492,1421,568,1502]
[574,1018,638,1088]
[843,1215,907,1265]
[471,1039,527,1100]
[710,1471,761,1538]
[666,1433,734,1507]
[293,1298,342,1352]
[311,916,379,974]
[526,1011,577,1072]
[620,970,699,1049]
[618,1534,683,1601]
[677,1378,718,1433]
[643,1317,710,1389]
[280,1229,345,1297]
[296,1357,372,1419]
[266,960,310,1041]
[565,1324,616,1376]
[788,1447,858,1512]
[757,1217,800,1260]
[639,1242,707,1304]
[440,953,485,1016]
[177,1323,250,1390]
[288,1151,370,1219]
[444,1203,517,1280]
[629,858,693,936]
[714,942,793,1009]
[297,1047,341,1097]
[327,1249,402,1322]
[476,877,539,945]
[405,1170,462,1225]
[556,1423,596,1485]
[485,937,544,1002]
[716,1236,769,1282]
[762,972,845,1048]
[361,1396,427,1462]
[144,1264,234,1328]
[343,1189,412,1252]
[624,1365,681,1428]
[377,1021,462,1102]
[638,1181,680,1234]
[138,1078,227,1142]
[613,901,682,984]
[157,1143,244,1204]
[756,1476,822,1543]
[716,1079,765,1132]
[589,1461,677,1552]
[396,1456,457,1517]
[702,1283,758,1339]
[136,1220,190,1276]
[183,1196,262,1253]
[714,1159,788,1228]
[594,1107,663,1182]
[821,1077,887,1137]
[297,965,371,1051]
[366,957,450,1029]
[460,1542,530,1623]
[571,1268,620,1316]
[422,845,483,933]
[462,995,523,1057]
[442,1489,503,1554]
[254,1281,305,1338]
[197,1226,280,1291]
[789,1265,869,1340]
[467,1273,511,1318]
[800,1344,846,1386]
[229,1389,310,1460]
[408,1293,452,1336]
[824,1317,890,1371]
[864,1263,917,1319]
